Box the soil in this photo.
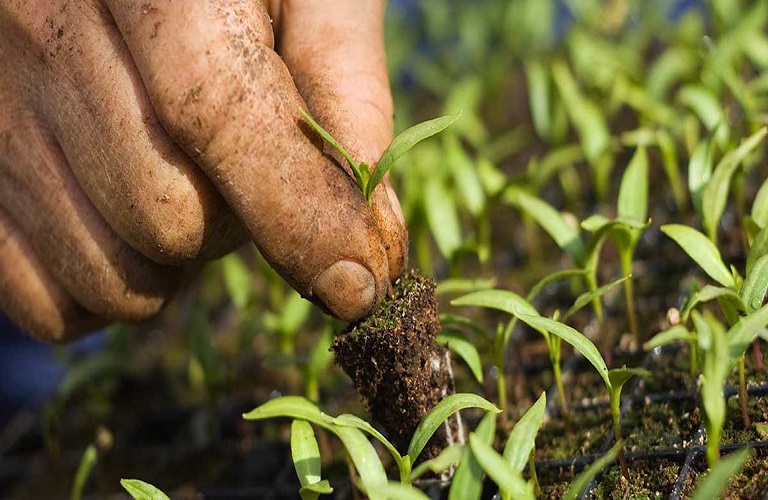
[587,457,684,499]
[683,446,768,499]
[721,390,768,444]
[331,270,458,459]
[535,407,612,461]
[622,396,702,452]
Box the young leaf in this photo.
[746,226,768,276]
[438,331,485,383]
[300,481,334,499]
[527,268,586,302]
[503,392,546,473]
[516,313,610,389]
[728,302,768,362]
[436,278,495,296]
[365,482,431,500]
[298,108,363,186]
[332,413,406,480]
[291,420,322,487]
[680,285,745,320]
[408,444,464,482]
[243,396,334,429]
[525,60,552,141]
[643,325,696,351]
[617,147,648,224]
[71,444,98,500]
[120,479,171,500]
[424,175,463,259]
[608,367,650,420]
[751,177,768,228]
[688,140,714,215]
[468,434,534,500]
[678,85,726,138]
[562,275,629,322]
[563,442,620,500]
[448,412,495,500]
[334,425,388,491]
[740,254,768,313]
[221,253,252,309]
[661,224,735,288]
[691,448,751,500]
[370,114,460,200]
[452,289,540,318]
[702,127,768,240]
[407,393,499,462]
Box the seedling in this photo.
[299,108,458,203]
[691,448,751,500]
[121,479,171,500]
[70,444,97,500]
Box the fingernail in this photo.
[385,180,406,228]
[313,260,376,322]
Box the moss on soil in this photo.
[331,270,455,459]
[536,407,612,461]
[722,393,768,444]
[588,458,682,499]
[622,398,701,452]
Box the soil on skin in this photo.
[588,458,683,499]
[331,270,455,459]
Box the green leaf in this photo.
[728,302,768,362]
[71,445,98,500]
[516,314,610,389]
[446,134,485,216]
[280,291,313,335]
[436,278,495,296]
[452,289,540,318]
[243,396,334,429]
[691,448,751,500]
[371,114,460,200]
[449,412,495,500]
[408,393,499,462]
[332,413,406,480]
[563,442,620,500]
[661,224,735,288]
[688,140,714,216]
[751,177,768,228]
[678,85,727,145]
[702,128,768,240]
[740,254,768,313]
[746,226,768,277]
[299,108,362,187]
[409,444,464,482]
[527,268,586,302]
[468,434,534,500]
[681,285,745,321]
[562,275,629,322]
[656,130,686,209]
[525,60,552,140]
[617,147,648,224]
[503,186,585,264]
[291,420,322,489]
[608,367,650,405]
[335,425,388,491]
[438,331,485,383]
[503,392,546,473]
[424,175,463,259]
[120,479,171,500]
[365,482,432,500]
[643,325,696,351]
[300,480,334,499]
[221,253,252,309]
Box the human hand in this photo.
[0,0,407,341]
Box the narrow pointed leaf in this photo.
[335,425,388,491]
[563,442,620,500]
[436,278,495,296]
[72,445,98,500]
[120,479,171,500]
[516,314,610,389]
[608,367,650,393]
[408,393,499,462]
[291,420,322,488]
[448,412,495,500]
[409,444,464,482]
[643,325,696,351]
[221,254,252,309]
[527,269,586,301]
[729,302,768,362]
[563,276,629,322]
[438,331,484,383]
[469,434,534,500]
[740,254,768,313]
[452,289,539,318]
[747,226,768,276]
[366,482,432,500]
[333,413,404,475]
[680,285,745,320]
[503,392,546,473]
[691,448,751,500]
[661,224,734,288]
[299,108,361,185]
[300,480,333,500]
[424,176,462,259]
[371,114,459,199]
[751,177,768,228]
[243,396,334,429]
[617,147,648,223]
[688,140,714,215]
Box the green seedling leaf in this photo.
[688,140,714,215]
[290,420,323,490]
[503,392,546,473]
[503,186,584,264]
[563,442,620,500]
[298,108,363,186]
[409,444,464,482]
[728,302,768,363]
[525,60,552,140]
[678,85,728,146]
[365,482,431,500]
[581,215,647,233]
[449,412,495,500]
[280,291,313,336]
[221,253,252,309]
[740,254,768,313]
[527,268,586,302]
[468,434,534,500]
[300,481,333,499]
[332,413,407,481]
[436,278,495,296]
[617,147,648,224]
[608,367,650,420]
[516,313,610,389]
[661,224,735,288]
[438,331,484,383]
[695,312,729,466]
[746,226,768,276]
[691,448,751,500]
[243,396,334,429]
[335,425,388,491]
[656,130,687,209]
[71,444,98,500]
[408,393,499,462]
[120,479,171,500]
[751,177,768,228]
[452,289,539,318]
[424,175,463,259]
[562,275,629,322]
[702,128,768,241]
[371,114,460,200]
[681,285,745,321]
[643,325,697,351]
[445,133,485,216]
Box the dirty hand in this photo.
[0,0,408,341]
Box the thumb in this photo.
[272,0,409,283]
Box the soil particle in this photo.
[331,270,457,460]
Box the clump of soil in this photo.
[331,270,459,459]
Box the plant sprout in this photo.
[71,444,97,500]
[299,108,458,203]
[691,448,751,500]
[121,479,171,500]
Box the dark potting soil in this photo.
[587,457,683,500]
[622,396,702,452]
[683,446,768,499]
[636,345,697,395]
[535,407,612,461]
[331,270,457,459]
[722,391,768,444]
